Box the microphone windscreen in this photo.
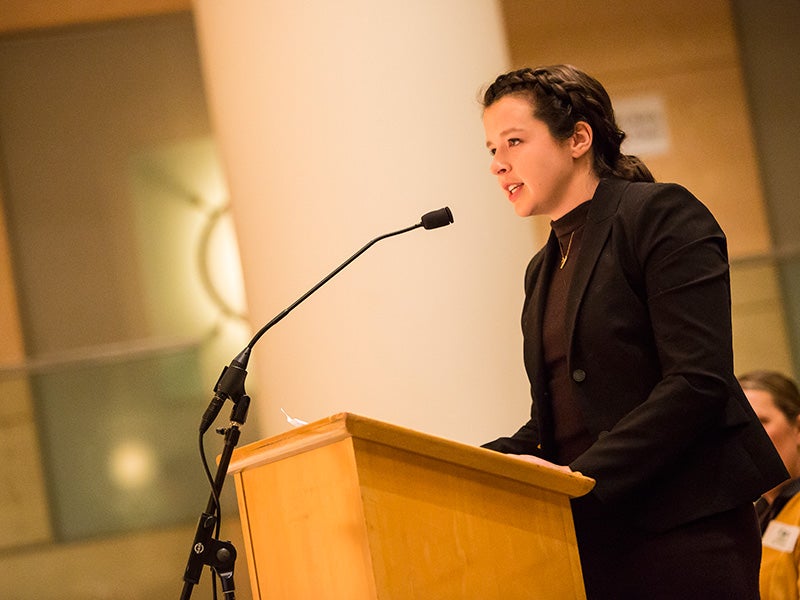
[421,207,454,230]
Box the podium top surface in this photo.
[228,412,595,499]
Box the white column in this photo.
[192,0,535,445]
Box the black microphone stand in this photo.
[181,357,251,600]
[179,207,454,599]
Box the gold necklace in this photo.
[559,231,575,269]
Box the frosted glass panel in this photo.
[34,349,207,539]
[0,14,251,544]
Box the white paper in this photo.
[280,408,308,427]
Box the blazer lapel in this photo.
[564,178,629,347]
[522,232,560,454]
[523,232,559,378]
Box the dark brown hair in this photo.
[482,64,654,183]
[739,370,800,422]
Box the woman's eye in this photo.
[509,138,521,147]
[488,148,496,156]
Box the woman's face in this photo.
[482,94,579,220]
[746,387,800,477]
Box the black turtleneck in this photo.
[542,199,592,465]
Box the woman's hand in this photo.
[513,454,573,474]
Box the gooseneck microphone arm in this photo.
[181,206,453,600]
[249,224,416,348]
[199,206,454,435]
[247,206,453,351]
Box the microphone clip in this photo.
[200,348,251,433]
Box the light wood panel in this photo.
[236,438,378,599]
[605,66,769,258]
[730,261,793,375]
[0,0,190,34]
[0,192,51,549]
[502,0,737,78]
[0,191,24,364]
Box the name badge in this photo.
[763,520,800,553]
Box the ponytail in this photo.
[613,154,655,183]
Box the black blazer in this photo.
[485,177,787,532]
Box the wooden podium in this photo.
[227,413,594,599]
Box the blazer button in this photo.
[572,369,586,382]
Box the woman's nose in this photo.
[490,153,508,176]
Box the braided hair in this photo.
[482,65,654,183]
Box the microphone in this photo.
[421,206,454,230]
[199,206,454,432]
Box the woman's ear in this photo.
[571,121,593,159]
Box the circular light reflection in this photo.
[109,440,158,490]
